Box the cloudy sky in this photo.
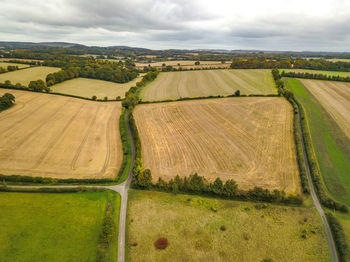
[1,0,350,51]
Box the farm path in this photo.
[295,104,339,262]
[7,110,135,262]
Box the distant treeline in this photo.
[280,71,350,82]
[231,58,350,72]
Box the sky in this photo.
[1,0,350,51]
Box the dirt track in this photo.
[0,89,122,179]
[134,97,300,193]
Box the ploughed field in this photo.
[50,76,144,99]
[0,89,122,179]
[0,66,60,86]
[134,97,300,193]
[127,190,330,262]
[139,69,276,101]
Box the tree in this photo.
[92,95,97,100]
[195,61,200,65]
[234,90,240,96]
[223,179,237,197]
[211,178,223,195]
[137,169,152,189]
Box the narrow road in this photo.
[7,109,135,262]
[295,105,339,262]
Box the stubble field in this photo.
[133,97,300,193]
[139,69,276,101]
[126,190,330,262]
[0,89,122,179]
[50,76,144,99]
[0,66,60,86]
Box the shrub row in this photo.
[139,93,279,104]
[0,185,105,193]
[116,108,132,183]
[97,194,117,262]
[0,174,114,185]
[326,213,350,262]
[281,71,350,83]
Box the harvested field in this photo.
[134,97,299,193]
[0,66,60,86]
[127,190,330,262]
[51,76,144,99]
[139,69,276,101]
[135,60,225,67]
[0,89,122,179]
[299,79,350,139]
[0,62,30,69]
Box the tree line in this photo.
[280,71,350,82]
[0,65,20,73]
[232,58,350,72]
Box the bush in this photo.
[92,95,97,100]
[154,237,168,250]
[326,213,350,262]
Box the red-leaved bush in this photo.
[155,237,168,249]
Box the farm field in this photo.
[281,69,350,77]
[284,78,350,206]
[0,62,30,69]
[126,190,330,262]
[0,58,44,63]
[133,97,300,193]
[135,60,225,67]
[0,66,60,86]
[299,79,350,139]
[139,69,276,101]
[0,89,122,179]
[50,76,143,99]
[0,191,120,262]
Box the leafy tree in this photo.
[234,90,240,96]
[223,179,237,197]
[211,177,223,195]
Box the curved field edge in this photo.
[0,90,125,185]
[0,190,120,262]
[284,78,350,207]
[126,189,330,262]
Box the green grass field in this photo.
[0,62,30,70]
[284,78,350,206]
[139,69,276,101]
[0,191,120,262]
[281,69,350,77]
[0,66,60,86]
[126,190,330,262]
[51,76,144,99]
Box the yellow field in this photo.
[0,62,30,69]
[51,76,144,99]
[135,60,226,67]
[300,79,350,139]
[0,66,60,86]
[134,97,300,193]
[0,89,122,179]
[127,190,330,262]
[139,69,276,101]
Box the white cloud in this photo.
[0,0,350,50]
